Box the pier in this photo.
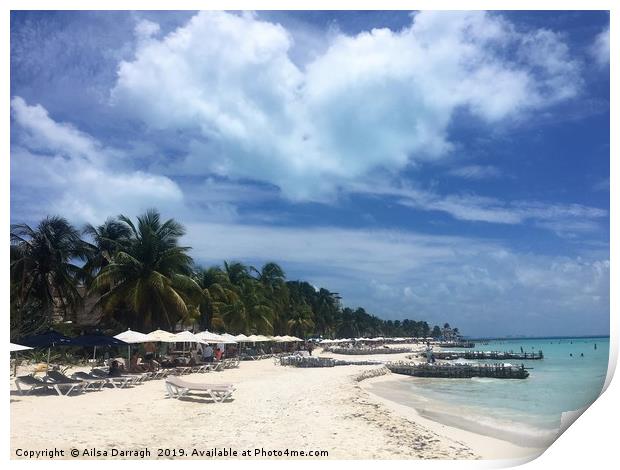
[436,341,476,348]
[386,362,530,379]
[419,350,544,360]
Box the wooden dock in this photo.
[420,350,544,360]
[436,341,476,348]
[386,362,530,379]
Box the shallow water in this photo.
[368,337,609,448]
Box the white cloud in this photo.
[11,98,184,223]
[111,11,582,201]
[11,96,108,163]
[351,181,607,230]
[591,27,610,66]
[183,221,609,336]
[448,165,503,180]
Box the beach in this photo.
[10,345,543,461]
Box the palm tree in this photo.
[287,302,314,338]
[82,217,131,282]
[315,288,340,337]
[194,266,238,331]
[10,216,88,327]
[252,262,289,334]
[91,209,202,330]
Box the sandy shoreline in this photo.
[10,346,543,460]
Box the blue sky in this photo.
[10,10,610,337]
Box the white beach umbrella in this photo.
[146,329,176,342]
[10,342,33,375]
[172,330,204,343]
[114,329,150,364]
[10,342,33,352]
[196,331,235,344]
[247,334,270,342]
[234,334,252,342]
[114,329,150,343]
[218,333,238,344]
[171,330,207,358]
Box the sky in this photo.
[10,10,610,337]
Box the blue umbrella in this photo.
[19,330,73,371]
[70,333,127,363]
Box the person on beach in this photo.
[425,342,435,363]
[215,347,223,361]
[203,344,214,363]
[108,360,123,377]
[129,352,147,372]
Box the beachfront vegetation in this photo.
[10,209,455,339]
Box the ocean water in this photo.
[368,337,609,448]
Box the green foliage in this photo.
[91,209,202,330]
[10,216,89,325]
[11,209,460,339]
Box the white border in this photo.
[2,2,616,469]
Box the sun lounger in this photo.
[150,368,173,379]
[42,373,88,396]
[88,369,136,388]
[190,363,212,373]
[15,375,51,395]
[209,362,225,372]
[48,370,105,391]
[165,376,235,402]
[123,371,152,382]
[69,371,108,390]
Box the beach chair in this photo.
[209,362,225,372]
[150,368,172,379]
[48,370,105,392]
[164,376,235,402]
[42,372,88,396]
[89,369,136,388]
[174,366,193,375]
[15,375,51,395]
[123,371,152,383]
[69,371,108,390]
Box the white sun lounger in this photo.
[165,376,235,402]
[89,369,136,388]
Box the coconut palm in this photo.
[91,209,203,330]
[287,301,314,338]
[10,216,88,325]
[252,262,289,334]
[82,217,131,281]
[194,266,238,330]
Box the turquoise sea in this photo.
[367,337,610,447]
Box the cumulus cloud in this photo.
[10,97,184,223]
[111,11,582,201]
[591,27,610,66]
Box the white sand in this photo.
[10,346,544,460]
